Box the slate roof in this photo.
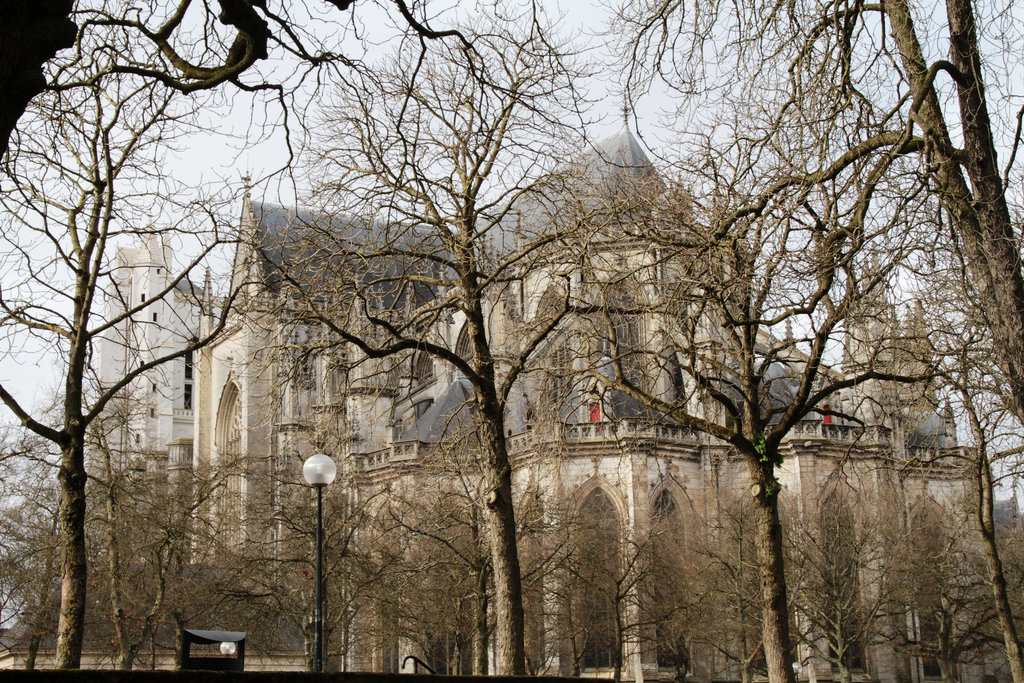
[488,127,662,256]
[907,412,955,448]
[246,201,438,307]
[581,127,658,188]
[401,376,477,443]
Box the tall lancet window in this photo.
[215,382,244,545]
[574,487,621,671]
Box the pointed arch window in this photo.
[411,351,434,389]
[652,488,678,520]
[455,324,473,362]
[649,486,688,669]
[576,487,621,670]
[215,382,242,459]
[214,382,244,545]
[535,285,565,322]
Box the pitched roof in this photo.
[578,127,659,190]
[401,376,476,443]
[244,201,438,307]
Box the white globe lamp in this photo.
[303,453,337,487]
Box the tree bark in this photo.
[937,605,956,683]
[480,407,527,675]
[740,658,753,683]
[25,634,40,671]
[749,455,797,683]
[886,0,1024,422]
[467,265,526,674]
[613,595,624,683]
[55,436,88,669]
[473,566,489,675]
[973,443,1024,683]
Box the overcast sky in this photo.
[0,0,643,425]
[3,0,1022,431]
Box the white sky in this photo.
[0,0,638,424]
[2,0,1022,433]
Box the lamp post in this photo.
[303,453,336,672]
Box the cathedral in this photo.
[76,129,996,683]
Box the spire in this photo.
[202,268,213,308]
[241,172,254,220]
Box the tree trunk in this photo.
[748,455,797,683]
[24,634,40,670]
[974,451,1024,683]
[173,613,185,670]
[740,658,753,683]
[479,406,527,674]
[613,597,624,683]
[889,0,1024,665]
[937,603,956,683]
[56,436,88,669]
[886,0,1024,422]
[103,448,135,670]
[473,567,489,675]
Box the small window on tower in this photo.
[140,294,145,303]
[152,312,158,322]
[589,401,602,423]
[183,384,192,410]
[149,408,155,417]
[184,350,193,380]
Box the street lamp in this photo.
[303,453,336,672]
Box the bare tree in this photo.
[554,486,673,683]
[701,488,766,683]
[787,483,896,683]
[553,486,634,681]
[0,431,61,670]
[918,242,1024,683]
[643,497,707,683]
[252,9,588,673]
[890,498,997,683]
[0,58,237,666]
[208,458,375,672]
[84,395,225,670]
[560,142,935,683]
[372,450,494,676]
[600,0,995,677]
